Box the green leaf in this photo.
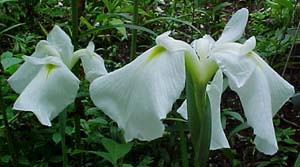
[122,164,133,167]
[274,0,293,9]
[223,111,245,123]
[0,23,24,35]
[101,138,133,164]
[88,117,108,125]
[144,17,201,34]
[72,149,114,165]
[294,152,300,167]
[81,24,157,37]
[109,18,127,39]
[80,16,94,30]
[1,155,10,163]
[1,51,22,70]
[229,122,249,138]
[52,132,62,144]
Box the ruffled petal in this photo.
[191,35,215,60]
[211,43,256,88]
[252,53,295,115]
[229,67,278,155]
[75,42,108,82]
[90,44,185,141]
[216,8,249,44]
[156,31,197,57]
[47,25,74,68]
[207,70,230,150]
[7,40,60,93]
[13,56,79,126]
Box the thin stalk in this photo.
[0,88,17,166]
[179,122,189,167]
[129,0,138,60]
[71,0,83,166]
[60,111,68,167]
[282,20,300,76]
[72,0,79,50]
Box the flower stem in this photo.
[179,122,189,167]
[71,0,83,166]
[184,53,218,166]
[0,87,17,166]
[129,0,138,60]
[60,111,68,167]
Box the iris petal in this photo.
[216,8,249,44]
[13,57,79,126]
[211,43,256,88]
[252,53,295,115]
[8,40,60,93]
[90,33,186,141]
[47,25,74,68]
[229,67,277,155]
[75,42,107,82]
[207,70,230,150]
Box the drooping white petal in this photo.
[252,53,295,115]
[229,67,278,155]
[75,42,107,82]
[211,43,256,88]
[47,25,74,68]
[177,70,230,150]
[7,41,61,93]
[90,43,185,141]
[13,56,79,126]
[216,8,249,44]
[207,70,230,150]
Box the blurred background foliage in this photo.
[0,0,299,166]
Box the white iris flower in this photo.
[89,8,294,155]
[8,25,107,126]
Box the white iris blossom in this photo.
[89,8,294,155]
[8,25,107,126]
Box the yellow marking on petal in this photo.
[146,45,167,62]
[46,64,57,77]
[248,51,262,69]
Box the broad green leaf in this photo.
[1,51,22,70]
[52,132,62,144]
[109,18,127,38]
[101,138,133,164]
[1,155,10,163]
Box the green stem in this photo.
[72,0,79,50]
[184,53,218,167]
[71,1,83,166]
[129,0,138,60]
[179,122,189,167]
[0,102,18,166]
[60,111,68,167]
[0,90,17,166]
